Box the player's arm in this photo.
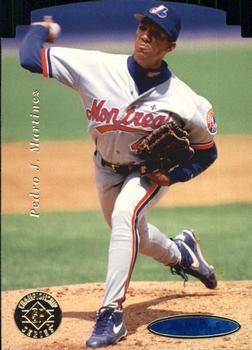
[19,16,57,74]
[19,17,53,73]
[147,105,218,187]
[19,16,60,73]
[19,25,47,73]
[148,142,217,186]
[167,143,218,184]
[20,16,87,90]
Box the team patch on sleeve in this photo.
[206,109,217,135]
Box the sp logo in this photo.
[149,5,169,18]
[14,291,62,339]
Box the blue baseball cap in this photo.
[134,1,181,42]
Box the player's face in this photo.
[134,18,176,69]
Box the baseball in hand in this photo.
[47,22,61,42]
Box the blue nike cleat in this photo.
[86,306,127,348]
[171,229,217,289]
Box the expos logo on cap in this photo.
[134,1,181,41]
[149,5,169,18]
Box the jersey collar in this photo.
[127,56,171,95]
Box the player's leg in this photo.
[94,153,216,294]
[170,229,217,288]
[92,161,179,307]
[101,171,173,308]
[87,155,216,348]
[86,155,129,348]
[93,153,180,270]
[138,218,179,265]
[93,151,125,228]
[138,218,217,289]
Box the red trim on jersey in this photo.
[192,140,215,150]
[121,183,160,304]
[41,48,48,77]
[95,125,145,133]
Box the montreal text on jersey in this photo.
[86,99,173,132]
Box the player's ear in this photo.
[166,42,176,53]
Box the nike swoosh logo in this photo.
[113,322,123,335]
[181,241,200,269]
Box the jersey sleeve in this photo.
[41,47,102,90]
[19,25,48,74]
[184,97,217,150]
[168,76,217,150]
[168,143,218,184]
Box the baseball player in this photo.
[19,1,218,347]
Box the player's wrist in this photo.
[31,22,50,28]
[31,15,53,28]
[147,171,172,186]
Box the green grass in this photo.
[2,56,86,142]
[2,203,252,291]
[167,44,252,134]
[167,46,252,134]
[2,45,252,142]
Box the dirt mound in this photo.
[2,135,252,214]
[2,281,252,350]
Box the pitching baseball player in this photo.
[20,1,218,347]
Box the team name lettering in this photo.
[86,99,172,131]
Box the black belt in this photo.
[101,157,140,175]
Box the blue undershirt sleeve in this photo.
[168,143,218,184]
[19,25,49,73]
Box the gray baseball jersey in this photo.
[41,46,216,305]
[42,47,216,165]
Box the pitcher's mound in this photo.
[2,281,252,350]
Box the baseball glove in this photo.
[135,121,195,175]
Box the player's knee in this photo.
[112,207,132,223]
[111,205,134,228]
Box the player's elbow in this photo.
[19,43,43,73]
[19,49,38,72]
[19,47,30,69]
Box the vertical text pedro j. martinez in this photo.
[29,89,40,218]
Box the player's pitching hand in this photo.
[31,15,53,28]
[147,171,172,186]
[31,16,60,43]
